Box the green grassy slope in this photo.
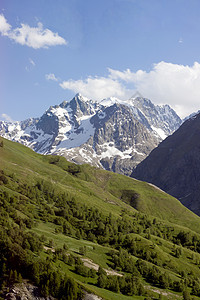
[1,137,200,299]
[1,137,200,232]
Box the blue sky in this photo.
[1,0,200,121]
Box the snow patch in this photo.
[100,97,121,106]
[98,143,145,160]
[151,126,167,140]
[57,117,94,149]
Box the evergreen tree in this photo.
[183,289,191,300]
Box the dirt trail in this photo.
[83,293,102,300]
[81,258,123,277]
[43,246,55,252]
[145,285,181,299]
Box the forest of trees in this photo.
[1,171,200,299]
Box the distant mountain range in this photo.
[132,111,200,215]
[0,93,181,175]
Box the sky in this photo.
[1,0,200,121]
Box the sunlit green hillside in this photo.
[1,137,200,299]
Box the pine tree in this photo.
[18,273,23,283]
[97,274,107,288]
[183,289,191,300]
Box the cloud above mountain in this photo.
[1,113,14,122]
[60,76,130,100]
[45,73,59,81]
[0,14,67,49]
[60,62,200,118]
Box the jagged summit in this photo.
[99,97,120,107]
[130,96,153,108]
[59,93,90,108]
[0,94,182,175]
[74,93,90,102]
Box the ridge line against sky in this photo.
[1,0,200,121]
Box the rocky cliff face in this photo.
[0,94,181,176]
[132,112,200,215]
[129,96,180,139]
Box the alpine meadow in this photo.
[1,137,200,299]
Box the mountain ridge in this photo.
[132,112,200,215]
[0,93,182,175]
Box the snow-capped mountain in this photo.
[99,95,181,140]
[128,96,181,140]
[0,93,182,175]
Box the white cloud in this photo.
[25,58,36,71]
[0,14,67,49]
[46,73,59,81]
[60,76,131,100]
[60,62,200,118]
[29,58,35,66]
[126,61,200,118]
[0,14,11,34]
[1,113,14,122]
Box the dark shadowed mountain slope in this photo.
[132,112,200,215]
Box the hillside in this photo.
[132,112,200,216]
[1,137,200,299]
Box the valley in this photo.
[1,1,200,299]
[1,138,200,299]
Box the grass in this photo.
[1,137,200,234]
[33,221,111,269]
[2,137,200,299]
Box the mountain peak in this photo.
[99,97,120,107]
[74,93,89,102]
[129,96,152,106]
[0,93,182,176]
